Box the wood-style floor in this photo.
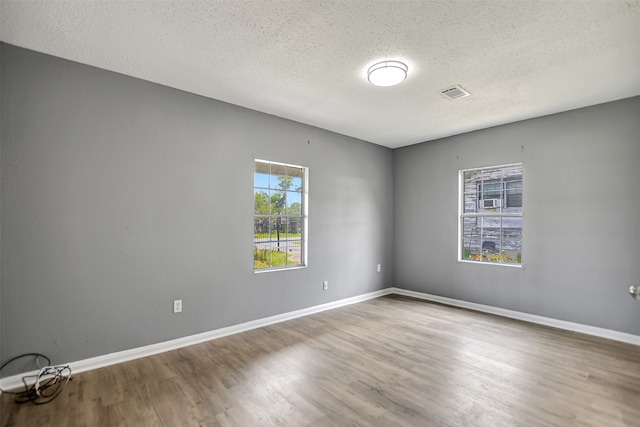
[2,295,639,426]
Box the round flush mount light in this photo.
[367,60,408,87]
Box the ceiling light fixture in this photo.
[367,61,408,87]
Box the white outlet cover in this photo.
[173,299,182,313]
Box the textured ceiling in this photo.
[1,1,639,148]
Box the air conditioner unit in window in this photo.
[479,199,502,209]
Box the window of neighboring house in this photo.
[254,160,308,271]
[477,180,523,208]
[460,163,523,266]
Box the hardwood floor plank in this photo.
[2,295,639,426]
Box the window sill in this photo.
[254,265,308,274]
[458,259,524,269]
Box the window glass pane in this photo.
[478,216,500,263]
[254,216,271,270]
[270,190,285,214]
[505,181,523,209]
[254,216,271,241]
[286,216,303,236]
[287,166,304,179]
[463,197,477,214]
[271,217,287,252]
[286,240,302,266]
[481,183,501,199]
[502,216,522,229]
[462,217,481,260]
[502,164,523,180]
[286,191,302,214]
[255,161,271,176]
[463,170,480,214]
[501,226,522,265]
[254,172,270,189]
[254,189,270,215]
[480,167,501,185]
[463,170,480,195]
[506,193,522,209]
[269,163,288,188]
[291,176,303,191]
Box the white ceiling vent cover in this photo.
[440,85,471,100]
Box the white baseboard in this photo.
[2,286,637,392]
[389,287,640,346]
[0,288,393,392]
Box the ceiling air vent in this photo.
[440,85,470,100]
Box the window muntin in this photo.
[460,164,523,266]
[254,160,307,271]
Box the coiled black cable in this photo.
[0,353,72,404]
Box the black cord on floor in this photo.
[0,353,72,404]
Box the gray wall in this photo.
[0,44,394,369]
[394,96,640,335]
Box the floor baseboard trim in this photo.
[0,288,393,391]
[390,287,640,346]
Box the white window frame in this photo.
[253,159,308,272]
[458,163,523,267]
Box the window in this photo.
[254,160,308,271]
[460,164,523,265]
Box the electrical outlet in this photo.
[377,264,381,273]
[323,281,328,291]
[173,299,182,313]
